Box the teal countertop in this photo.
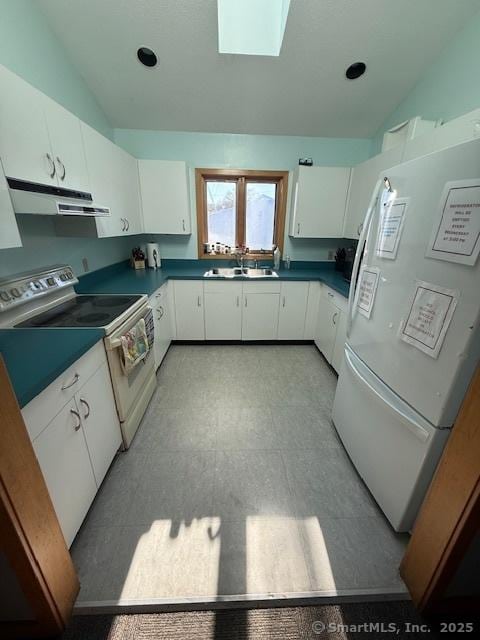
[0,328,104,408]
[77,260,351,298]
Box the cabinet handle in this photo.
[357,222,363,236]
[197,295,201,307]
[80,398,91,419]
[282,296,286,307]
[157,305,164,318]
[46,153,56,179]
[182,219,186,232]
[245,296,247,307]
[297,222,300,235]
[56,157,66,181]
[121,218,125,231]
[126,219,130,231]
[333,311,338,325]
[61,372,80,390]
[236,296,240,307]
[70,409,82,431]
[327,292,334,298]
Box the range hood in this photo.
[7,177,110,217]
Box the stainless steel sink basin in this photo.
[204,267,278,278]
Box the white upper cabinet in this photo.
[0,64,57,186]
[138,160,191,234]
[277,281,309,340]
[43,96,90,193]
[81,122,142,237]
[289,166,351,238]
[0,64,89,193]
[343,145,404,240]
[0,160,21,249]
[402,108,480,162]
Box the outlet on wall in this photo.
[82,257,89,272]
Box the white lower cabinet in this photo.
[22,342,121,547]
[173,280,205,340]
[149,283,173,367]
[315,285,347,372]
[331,307,348,373]
[277,281,309,340]
[242,282,280,341]
[74,362,122,487]
[204,281,242,340]
[32,399,97,547]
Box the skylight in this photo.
[217,0,291,57]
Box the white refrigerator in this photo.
[332,138,480,532]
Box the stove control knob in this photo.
[46,277,56,287]
[10,287,21,298]
[0,290,11,302]
[60,274,67,282]
[66,270,73,279]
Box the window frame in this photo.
[195,168,288,259]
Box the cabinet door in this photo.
[76,362,122,487]
[43,96,90,193]
[138,160,191,234]
[173,281,205,340]
[0,64,56,186]
[242,293,280,340]
[32,399,97,547]
[204,282,242,340]
[119,150,143,235]
[0,161,21,249]
[150,285,173,367]
[331,309,347,373]
[290,166,350,238]
[304,282,321,340]
[278,282,309,340]
[81,122,126,237]
[343,145,404,239]
[315,296,338,363]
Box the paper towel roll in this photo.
[147,243,161,269]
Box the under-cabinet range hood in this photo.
[7,177,110,217]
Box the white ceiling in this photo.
[38,0,480,137]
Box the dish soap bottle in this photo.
[273,245,281,270]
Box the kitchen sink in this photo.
[204,267,278,278]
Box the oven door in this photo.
[104,304,155,425]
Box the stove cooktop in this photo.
[16,295,143,328]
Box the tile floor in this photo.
[71,345,408,606]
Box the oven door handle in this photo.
[104,305,152,350]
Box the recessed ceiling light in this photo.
[346,62,366,80]
[137,47,158,68]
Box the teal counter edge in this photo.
[77,259,351,298]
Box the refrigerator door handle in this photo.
[344,347,431,443]
[346,178,383,339]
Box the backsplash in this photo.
[0,215,139,279]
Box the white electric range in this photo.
[0,265,156,448]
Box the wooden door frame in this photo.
[0,357,79,638]
[400,365,480,613]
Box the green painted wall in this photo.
[373,10,480,153]
[115,129,372,260]
[0,0,112,138]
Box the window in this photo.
[195,169,288,258]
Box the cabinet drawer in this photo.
[22,341,106,441]
[204,280,243,294]
[322,285,348,313]
[243,281,281,294]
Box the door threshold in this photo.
[74,587,409,615]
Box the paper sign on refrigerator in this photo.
[426,179,480,266]
[356,266,380,319]
[400,281,458,359]
[376,198,408,260]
